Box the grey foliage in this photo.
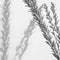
[0,0,10,60]
[14,19,36,60]
[21,0,60,60]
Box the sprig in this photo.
[15,0,60,60]
[14,19,36,60]
[50,2,60,60]
[0,0,10,60]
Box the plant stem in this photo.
[14,19,36,60]
[0,0,10,60]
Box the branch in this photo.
[0,0,10,60]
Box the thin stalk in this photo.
[14,19,36,60]
[0,0,10,60]
[50,2,60,60]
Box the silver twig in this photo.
[0,0,10,60]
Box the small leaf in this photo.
[45,41,51,47]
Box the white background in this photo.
[0,0,60,60]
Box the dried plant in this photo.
[14,0,41,59]
[14,19,36,60]
[14,0,60,60]
[0,0,10,60]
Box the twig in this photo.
[0,0,10,60]
[14,19,36,60]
